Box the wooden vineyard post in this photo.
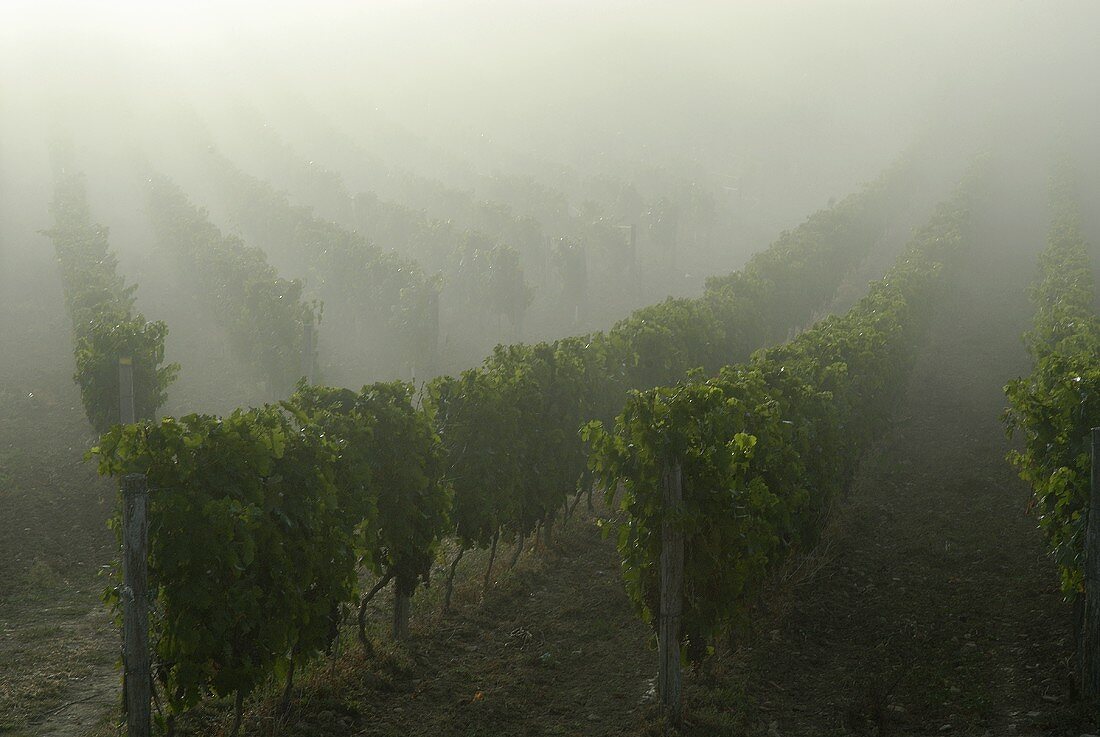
[1086,427,1100,704]
[628,223,637,271]
[121,473,150,737]
[617,223,639,299]
[427,285,440,377]
[118,357,150,736]
[658,461,684,726]
[301,321,315,385]
[393,587,411,641]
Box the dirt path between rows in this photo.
[168,514,654,737]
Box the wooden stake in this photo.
[1085,428,1100,703]
[393,588,411,641]
[658,461,684,726]
[509,534,525,569]
[121,473,150,737]
[483,532,499,596]
[229,691,244,737]
[443,547,466,615]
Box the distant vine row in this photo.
[44,170,177,432]
[145,174,318,398]
[193,148,447,379]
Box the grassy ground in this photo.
[0,258,118,737]
[0,579,116,737]
[136,508,655,737]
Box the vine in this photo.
[44,170,177,432]
[145,174,319,397]
[586,161,985,657]
[1004,162,1100,595]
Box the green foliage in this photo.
[609,298,724,390]
[92,407,353,712]
[426,338,598,554]
[74,316,176,432]
[585,376,811,649]
[486,342,588,534]
[44,171,177,432]
[286,381,449,597]
[292,215,424,367]
[90,376,451,720]
[587,164,982,658]
[706,184,881,346]
[393,276,441,378]
[427,368,523,549]
[1004,163,1100,595]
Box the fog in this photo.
[3,0,1100,411]
[6,3,1100,733]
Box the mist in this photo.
[3,1,1094,410]
[3,2,1100,734]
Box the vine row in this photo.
[1004,163,1100,595]
[586,160,986,659]
[45,170,177,432]
[145,174,319,398]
